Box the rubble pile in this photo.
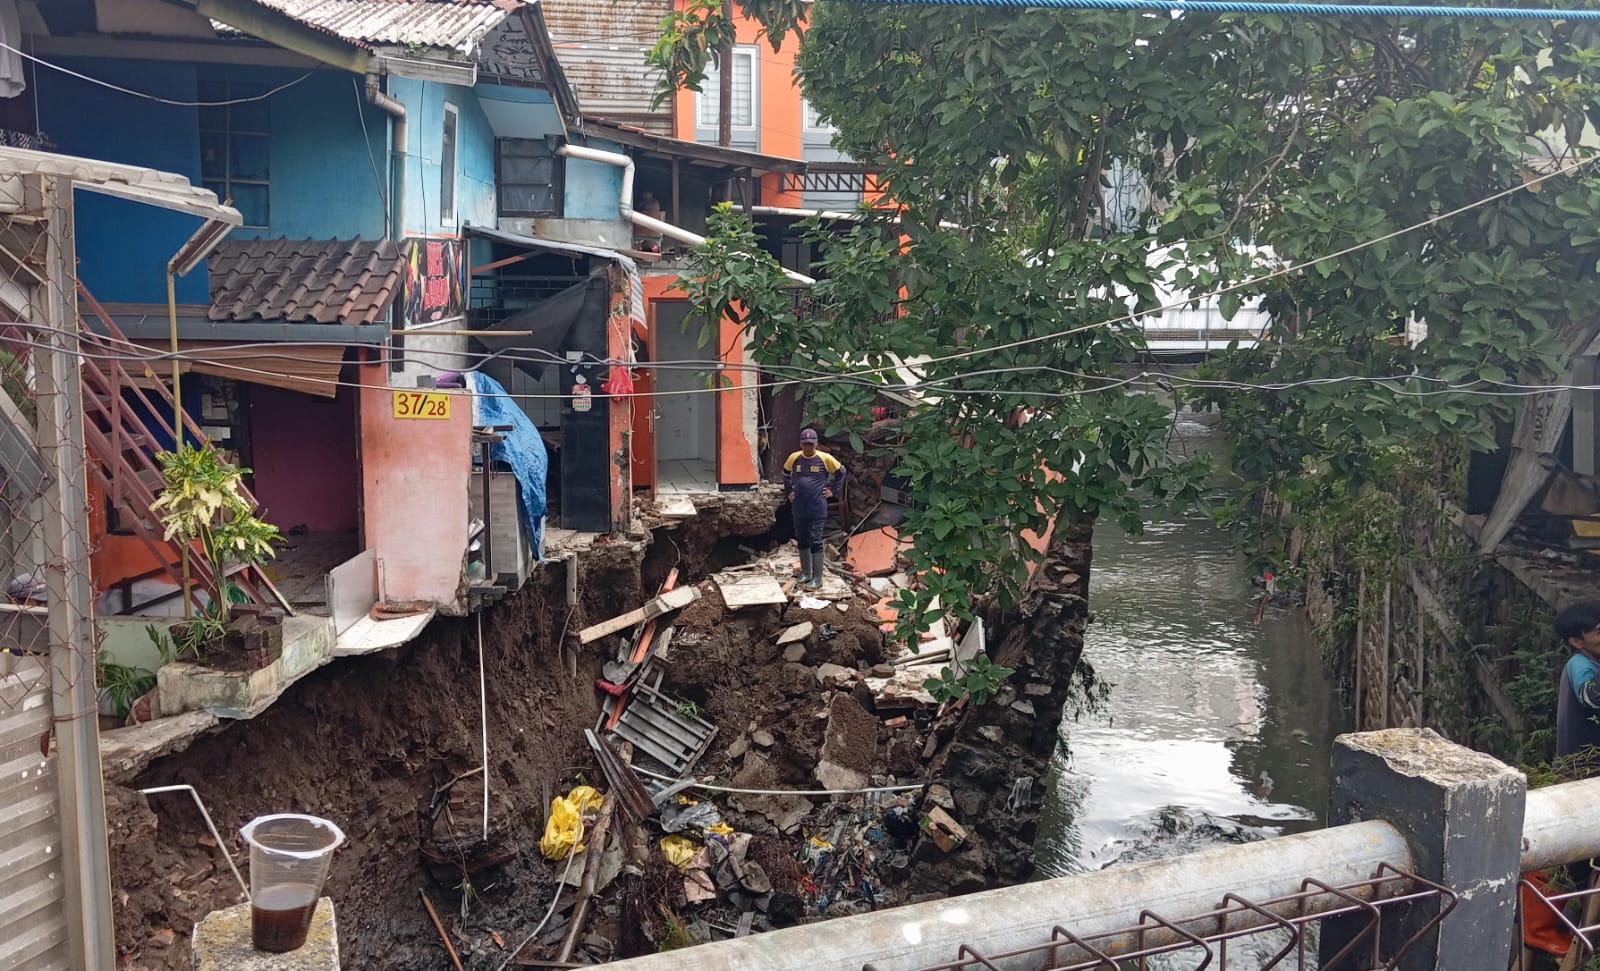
[490,534,1004,962]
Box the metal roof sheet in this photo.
[242,0,522,53]
[465,225,635,271]
[208,238,406,325]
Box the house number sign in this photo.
[392,390,452,419]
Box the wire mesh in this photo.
[1519,871,1600,969]
[0,180,98,717]
[863,863,1457,971]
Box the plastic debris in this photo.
[540,786,603,860]
[661,800,725,834]
[660,833,702,869]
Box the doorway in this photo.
[652,301,718,493]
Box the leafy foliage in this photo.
[682,207,1207,643]
[150,444,280,623]
[95,655,155,719]
[663,2,1600,656]
[923,654,1016,707]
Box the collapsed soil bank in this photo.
[110,496,777,970]
[108,493,1090,967]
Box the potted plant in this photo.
[150,444,283,669]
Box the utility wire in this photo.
[820,152,1600,384]
[0,39,315,106]
[14,326,1600,404]
[854,0,1600,18]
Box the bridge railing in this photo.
[605,730,1595,971]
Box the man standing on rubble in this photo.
[783,427,844,592]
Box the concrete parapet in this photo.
[191,897,338,971]
[158,615,333,719]
[1323,728,1526,971]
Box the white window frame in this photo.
[801,98,836,134]
[440,102,459,226]
[696,47,759,132]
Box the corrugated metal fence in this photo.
[0,660,69,970]
[0,324,69,968]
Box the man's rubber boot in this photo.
[794,548,808,580]
[802,549,822,591]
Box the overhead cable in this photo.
[854,0,1600,19]
[0,39,315,106]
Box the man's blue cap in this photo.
[800,428,819,443]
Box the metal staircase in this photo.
[75,283,288,616]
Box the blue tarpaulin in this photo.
[467,371,547,561]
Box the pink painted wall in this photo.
[608,266,632,528]
[249,383,360,533]
[358,362,470,613]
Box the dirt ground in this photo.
[108,496,794,969]
[107,491,942,968]
[113,566,607,970]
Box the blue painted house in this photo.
[11,0,667,645]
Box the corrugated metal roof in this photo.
[466,225,636,272]
[208,238,406,325]
[543,0,673,134]
[241,0,521,53]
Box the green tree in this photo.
[661,1,1600,623]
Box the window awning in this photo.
[578,118,806,177]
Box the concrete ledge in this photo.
[159,615,334,719]
[100,710,219,785]
[330,608,434,657]
[192,897,338,970]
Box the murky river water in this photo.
[1035,418,1350,878]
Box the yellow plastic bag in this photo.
[659,834,701,869]
[540,785,603,860]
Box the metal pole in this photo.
[480,438,494,581]
[35,174,116,970]
[166,269,191,618]
[476,611,489,843]
[1523,777,1600,871]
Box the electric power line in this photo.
[857,0,1600,19]
[0,39,314,107]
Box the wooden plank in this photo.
[712,573,786,608]
[1577,357,1598,477]
[579,586,698,644]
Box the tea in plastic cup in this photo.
[239,814,346,953]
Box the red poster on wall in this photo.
[400,238,465,326]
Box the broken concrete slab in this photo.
[102,710,219,785]
[775,622,814,646]
[192,898,338,971]
[922,807,968,853]
[713,573,788,608]
[816,759,867,792]
[751,729,775,749]
[782,644,807,663]
[863,667,939,710]
[815,663,857,688]
[732,754,813,833]
[656,495,697,519]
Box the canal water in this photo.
[1034,419,1350,878]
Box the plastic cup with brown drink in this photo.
[239,814,346,953]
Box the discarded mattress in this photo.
[468,370,547,559]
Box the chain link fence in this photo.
[0,185,98,719]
